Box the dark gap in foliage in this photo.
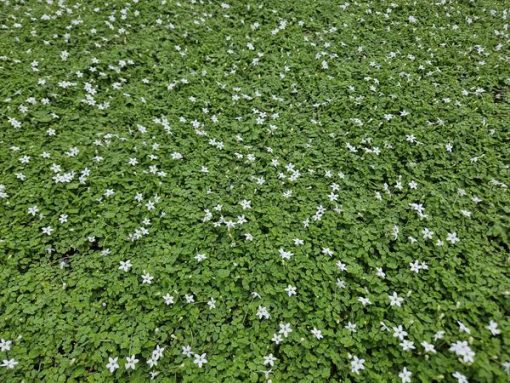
[330,360,339,378]
[89,241,103,252]
[488,235,509,253]
[62,247,79,258]
[492,81,509,104]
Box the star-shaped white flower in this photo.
[193,353,207,368]
[119,260,132,272]
[278,248,294,260]
[399,367,412,383]
[263,354,277,367]
[452,371,469,383]
[421,341,436,353]
[486,320,501,336]
[336,261,347,271]
[152,345,165,360]
[125,355,139,370]
[279,323,292,337]
[0,339,12,352]
[311,327,323,340]
[388,292,404,307]
[446,232,460,244]
[239,199,251,209]
[141,272,154,284]
[271,333,283,345]
[350,356,365,374]
[393,325,408,340]
[182,345,192,357]
[163,294,174,305]
[358,296,371,306]
[106,357,119,373]
[284,285,297,297]
[41,226,53,235]
[400,340,415,352]
[256,305,270,319]
[1,359,18,369]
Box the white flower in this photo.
[457,321,470,334]
[256,305,270,319]
[399,367,412,383]
[106,357,119,373]
[486,320,501,336]
[41,226,54,235]
[393,325,408,341]
[125,355,139,370]
[400,340,415,352]
[350,356,365,374]
[433,331,445,341]
[292,238,304,246]
[239,199,251,209]
[409,260,428,273]
[141,272,154,284]
[195,253,207,262]
[388,292,404,307]
[278,248,293,260]
[279,323,292,337]
[163,294,174,305]
[284,285,297,297]
[450,341,475,364]
[28,206,39,216]
[152,345,165,360]
[147,357,158,368]
[119,260,132,272]
[311,327,323,340]
[182,345,192,357]
[271,333,283,344]
[1,359,18,369]
[358,296,371,306]
[336,261,347,271]
[421,228,434,239]
[446,232,460,244]
[263,354,277,367]
[193,353,207,368]
[421,341,436,353]
[0,339,12,352]
[244,233,254,241]
[452,371,469,383]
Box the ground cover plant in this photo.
[0,0,509,381]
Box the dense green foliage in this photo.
[0,0,509,382]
